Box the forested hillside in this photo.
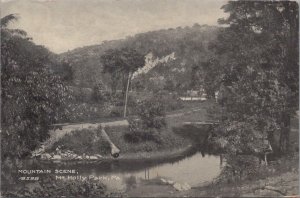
[60,24,220,91]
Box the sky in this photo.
[1,0,228,53]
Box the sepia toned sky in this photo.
[1,0,228,53]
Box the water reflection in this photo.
[9,152,219,191]
[3,124,223,194]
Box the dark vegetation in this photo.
[1,1,299,196]
[60,24,219,91]
[2,175,110,198]
[1,15,72,159]
[125,95,167,143]
[194,1,299,185]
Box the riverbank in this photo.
[124,115,299,197]
[125,153,299,197]
[38,101,213,161]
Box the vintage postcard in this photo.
[1,0,299,197]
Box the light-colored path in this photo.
[44,120,129,149]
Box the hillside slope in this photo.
[60,24,220,90]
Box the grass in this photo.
[47,100,212,155]
[104,100,215,154]
[104,125,191,154]
[47,128,111,155]
[47,124,191,156]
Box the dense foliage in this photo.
[1,15,71,158]
[61,25,219,90]
[100,47,145,94]
[205,1,299,156]
[126,95,166,143]
[2,175,108,198]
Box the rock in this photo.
[173,183,183,191]
[173,182,191,191]
[167,180,175,185]
[61,153,67,158]
[76,156,82,160]
[89,156,98,160]
[41,153,51,160]
[160,178,175,185]
[96,154,103,159]
[182,182,191,190]
[160,178,167,184]
[52,155,61,160]
[71,154,78,159]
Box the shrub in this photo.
[92,82,106,103]
[157,91,183,111]
[65,102,111,122]
[135,96,167,129]
[216,154,260,183]
[2,175,109,198]
[125,96,166,143]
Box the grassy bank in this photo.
[47,122,192,157]
[46,100,213,158]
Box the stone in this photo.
[182,182,191,190]
[160,178,167,184]
[71,154,78,159]
[61,153,67,158]
[167,180,175,185]
[52,155,61,160]
[89,156,98,160]
[41,153,51,160]
[96,154,103,158]
[76,156,82,160]
[173,183,183,191]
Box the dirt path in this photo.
[43,120,129,149]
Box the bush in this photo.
[216,154,260,183]
[157,91,183,111]
[92,82,106,103]
[65,102,111,122]
[135,96,167,129]
[125,96,166,143]
[2,175,108,198]
[125,119,162,144]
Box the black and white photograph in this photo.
[1,0,299,197]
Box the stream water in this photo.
[10,150,222,193]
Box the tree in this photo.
[126,95,166,143]
[208,1,298,155]
[1,14,71,158]
[101,47,145,117]
[51,59,74,83]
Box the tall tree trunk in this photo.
[123,72,131,118]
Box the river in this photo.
[10,150,222,193]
